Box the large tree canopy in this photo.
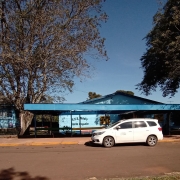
[0,0,108,134]
[137,0,180,97]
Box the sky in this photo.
[64,0,180,104]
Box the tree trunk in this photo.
[19,111,34,135]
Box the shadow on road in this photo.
[84,141,147,148]
[0,167,49,180]
[84,141,103,148]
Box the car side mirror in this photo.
[115,126,121,130]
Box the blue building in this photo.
[0,105,18,129]
[23,91,180,136]
[1,91,179,136]
[59,91,168,134]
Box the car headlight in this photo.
[94,131,105,136]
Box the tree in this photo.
[115,90,134,96]
[0,93,11,104]
[0,0,108,135]
[88,92,102,99]
[137,0,180,97]
[36,95,59,123]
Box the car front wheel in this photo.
[103,136,115,148]
[146,135,157,146]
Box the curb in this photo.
[0,143,21,147]
[0,137,180,147]
[0,141,79,146]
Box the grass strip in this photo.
[106,173,180,180]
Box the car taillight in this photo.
[158,127,162,131]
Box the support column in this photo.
[70,111,72,137]
[166,112,171,135]
[169,112,172,135]
[34,114,37,138]
[50,115,52,136]
[79,114,81,135]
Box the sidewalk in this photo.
[0,135,180,146]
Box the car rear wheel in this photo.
[146,135,157,146]
[103,136,115,148]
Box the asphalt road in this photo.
[0,142,180,180]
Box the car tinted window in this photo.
[134,121,147,128]
[119,122,132,129]
[106,120,121,129]
[147,121,157,127]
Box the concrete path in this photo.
[0,135,180,146]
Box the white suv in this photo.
[91,118,163,148]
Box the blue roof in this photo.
[80,91,163,104]
[24,103,180,112]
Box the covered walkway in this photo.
[24,103,180,137]
[24,103,180,113]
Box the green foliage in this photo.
[100,115,110,125]
[62,126,71,131]
[137,0,180,97]
[120,173,180,179]
[0,93,12,104]
[88,92,102,99]
[39,94,65,104]
[35,95,59,122]
[36,114,58,122]
[115,90,134,96]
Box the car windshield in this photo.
[105,120,122,129]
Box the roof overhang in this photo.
[24,103,180,115]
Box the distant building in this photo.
[0,105,18,129]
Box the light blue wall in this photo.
[59,113,119,132]
[59,111,106,133]
[0,107,17,129]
